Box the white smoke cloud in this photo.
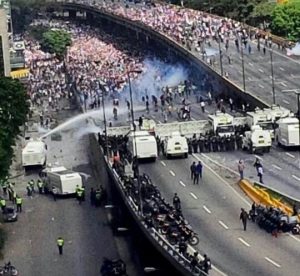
[287,43,300,56]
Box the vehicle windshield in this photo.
[217,125,235,133]
[259,122,274,130]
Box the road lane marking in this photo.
[151,115,156,119]
[283,99,290,104]
[169,170,175,176]
[193,153,251,206]
[218,220,229,230]
[248,77,252,81]
[286,152,295,158]
[264,257,281,268]
[292,175,300,181]
[191,117,196,121]
[280,82,287,87]
[272,164,282,170]
[279,67,285,71]
[291,74,295,78]
[190,192,198,199]
[249,62,253,66]
[160,161,166,167]
[158,120,162,124]
[205,110,209,113]
[179,181,186,187]
[258,84,264,89]
[259,69,264,73]
[238,237,250,247]
[254,155,263,161]
[203,205,211,214]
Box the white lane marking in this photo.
[259,69,264,73]
[279,67,285,71]
[169,170,175,176]
[151,115,156,119]
[238,237,250,247]
[283,99,290,104]
[281,82,287,87]
[292,175,300,181]
[179,181,186,187]
[160,161,166,167]
[203,205,212,214]
[248,77,252,81]
[158,120,162,124]
[249,62,253,66]
[193,153,251,206]
[289,233,300,242]
[291,74,295,78]
[272,164,282,171]
[286,152,295,158]
[205,110,210,113]
[190,192,198,199]
[264,257,281,268]
[254,155,263,161]
[218,220,229,230]
[258,84,264,89]
[191,117,196,121]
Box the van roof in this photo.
[23,141,45,153]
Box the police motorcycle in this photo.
[100,258,127,276]
[0,262,18,275]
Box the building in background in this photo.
[0,8,11,76]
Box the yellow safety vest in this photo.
[0,199,6,207]
[77,190,83,197]
[16,198,22,204]
[57,239,64,246]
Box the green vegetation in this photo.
[41,29,72,58]
[171,0,300,41]
[0,77,29,180]
[11,0,47,33]
[270,1,300,41]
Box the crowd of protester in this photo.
[24,19,146,113]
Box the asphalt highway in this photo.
[196,33,300,111]
[140,153,300,276]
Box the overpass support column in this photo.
[86,12,94,23]
[68,10,76,20]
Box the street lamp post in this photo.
[98,81,109,158]
[241,42,246,93]
[127,71,143,215]
[270,49,276,104]
[217,34,223,76]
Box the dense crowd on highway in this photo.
[83,0,285,57]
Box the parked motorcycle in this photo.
[0,262,18,276]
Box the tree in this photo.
[11,0,47,33]
[41,29,72,58]
[271,1,300,41]
[249,1,276,26]
[0,77,29,179]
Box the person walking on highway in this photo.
[37,179,43,194]
[238,159,245,180]
[200,99,205,113]
[173,193,181,211]
[16,195,22,212]
[193,161,203,185]
[190,161,196,180]
[57,237,64,255]
[0,197,6,212]
[240,208,248,231]
[52,186,58,201]
[257,165,264,183]
[77,188,84,204]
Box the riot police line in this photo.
[97,133,212,275]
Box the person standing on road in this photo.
[173,193,181,211]
[0,197,6,212]
[37,179,43,194]
[16,196,22,212]
[77,188,83,204]
[90,188,96,206]
[190,161,196,179]
[193,161,203,185]
[238,159,245,180]
[52,186,58,201]
[57,237,64,255]
[240,208,248,231]
[257,165,264,183]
